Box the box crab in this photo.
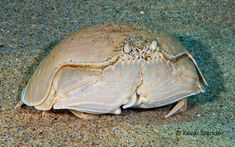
[19,25,207,118]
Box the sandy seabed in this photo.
[0,0,234,146]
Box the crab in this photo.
[18,25,207,118]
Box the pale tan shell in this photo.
[22,25,152,106]
[21,25,207,117]
[156,31,207,86]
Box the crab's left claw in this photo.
[165,98,187,118]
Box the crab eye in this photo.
[123,44,132,54]
[150,40,157,51]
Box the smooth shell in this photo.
[22,25,152,106]
[21,25,207,116]
[156,31,207,86]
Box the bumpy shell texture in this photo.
[21,25,207,115]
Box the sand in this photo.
[0,0,234,146]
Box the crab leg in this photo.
[70,110,96,119]
[14,101,24,110]
[164,98,187,118]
